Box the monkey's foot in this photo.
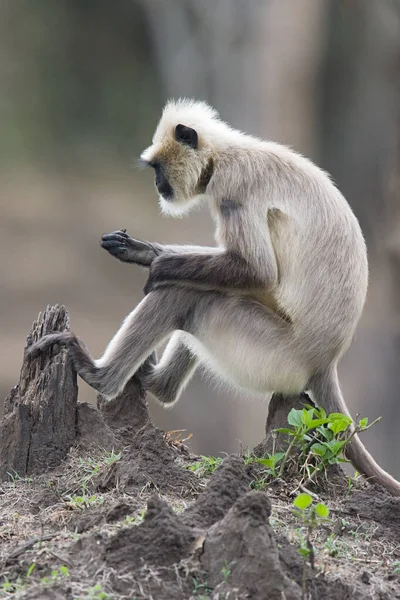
[27,331,74,357]
[27,332,104,394]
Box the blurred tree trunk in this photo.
[319,0,400,476]
[140,0,328,149]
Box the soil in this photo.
[0,391,400,599]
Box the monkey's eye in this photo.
[175,124,198,150]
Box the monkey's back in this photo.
[261,144,369,363]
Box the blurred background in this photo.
[0,0,399,477]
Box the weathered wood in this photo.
[0,305,78,479]
[0,305,154,480]
[253,392,313,457]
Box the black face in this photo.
[151,162,173,200]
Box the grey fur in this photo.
[29,99,400,496]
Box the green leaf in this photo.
[315,407,327,419]
[271,452,285,463]
[328,415,352,435]
[288,409,304,428]
[293,493,312,510]
[328,413,351,420]
[310,442,327,456]
[317,426,333,441]
[298,547,311,557]
[275,428,293,435]
[359,417,368,428]
[301,409,315,426]
[315,503,329,518]
[326,440,346,454]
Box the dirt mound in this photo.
[106,495,197,569]
[99,422,198,494]
[97,375,151,446]
[2,306,399,599]
[1,445,399,599]
[183,455,252,528]
[201,491,301,600]
[345,484,400,529]
[76,402,120,451]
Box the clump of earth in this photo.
[0,390,399,600]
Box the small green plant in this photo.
[221,561,232,583]
[77,450,122,490]
[246,452,285,477]
[0,563,36,596]
[323,532,340,557]
[293,493,330,599]
[1,577,26,596]
[81,584,110,599]
[6,470,33,486]
[41,566,70,588]
[103,450,122,466]
[192,577,212,596]
[123,508,147,526]
[186,455,223,477]
[66,491,104,510]
[249,406,378,488]
[246,451,286,488]
[393,561,400,575]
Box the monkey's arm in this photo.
[145,203,279,293]
[101,229,218,267]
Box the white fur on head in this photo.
[153,99,219,143]
[141,98,239,217]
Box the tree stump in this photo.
[253,392,313,457]
[0,305,78,479]
[0,305,151,481]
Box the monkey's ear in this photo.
[175,124,198,149]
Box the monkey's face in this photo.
[141,123,213,217]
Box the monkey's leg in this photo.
[141,331,199,406]
[29,287,303,400]
[28,287,212,399]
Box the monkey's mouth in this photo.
[154,164,174,200]
[157,184,174,201]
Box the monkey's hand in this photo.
[101,230,160,267]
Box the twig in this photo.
[4,533,55,563]
[298,484,319,500]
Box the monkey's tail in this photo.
[309,367,400,497]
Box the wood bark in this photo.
[0,305,78,479]
[0,305,151,480]
[253,393,312,457]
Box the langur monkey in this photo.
[29,99,400,496]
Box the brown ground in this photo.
[0,390,399,600]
